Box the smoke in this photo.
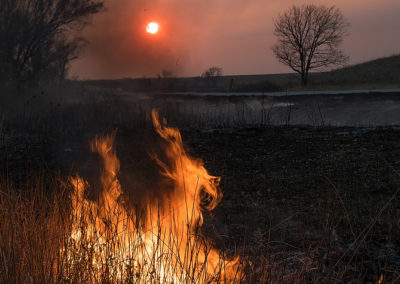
[68,0,303,79]
[74,114,220,222]
[70,0,400,79]
[70,0,204,79]
[75,122,178,211]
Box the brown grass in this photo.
[1,87,399,283]
[0,174,244,283]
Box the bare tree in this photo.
[201,66,223,91]
[272,5,349,87]
[201,66,223,78]
[0,0,103,88]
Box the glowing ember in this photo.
[66,110,242,283]
[146,22,159,34]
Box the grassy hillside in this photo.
[84,54,400,93]
[310,54,400,89]
[83,74,292,93]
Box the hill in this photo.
[84,54,400,93]
[310,54,400,89]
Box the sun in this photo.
[146,22,159,34]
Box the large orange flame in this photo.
[66,110,242,283]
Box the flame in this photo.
[66,110,242,283]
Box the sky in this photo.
[70,0,400,79]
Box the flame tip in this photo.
[67,109,242,281]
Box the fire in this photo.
[65,110,242,283]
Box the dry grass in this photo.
[0,174,244,284]
[0,175,68,283]
[2,171,397,283]
[1,87,399,283]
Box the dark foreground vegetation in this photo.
[0,90,399,283]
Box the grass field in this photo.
[0,87,399,283]
[83,54,400,93]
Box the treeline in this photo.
[0,0,103,89]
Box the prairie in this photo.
[1,83,399,282]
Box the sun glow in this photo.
[146,22,159,34]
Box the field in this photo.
[0,85,400,283]
[85,54,400,93]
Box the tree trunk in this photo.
[301,72,308,87]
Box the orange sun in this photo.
[146,22,159,34]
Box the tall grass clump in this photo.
[0,174,243,283]
[0,175,69,283]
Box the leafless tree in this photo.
[201,66,223,78]
[272,5,349,87]
[0,0,103,88]
[201,66,223,91]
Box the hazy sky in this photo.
[70,0,400,79]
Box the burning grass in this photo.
[0,111,244,283]
[0,180,243,283]
[1,97,400,283]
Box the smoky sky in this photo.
[70,0,400,79]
